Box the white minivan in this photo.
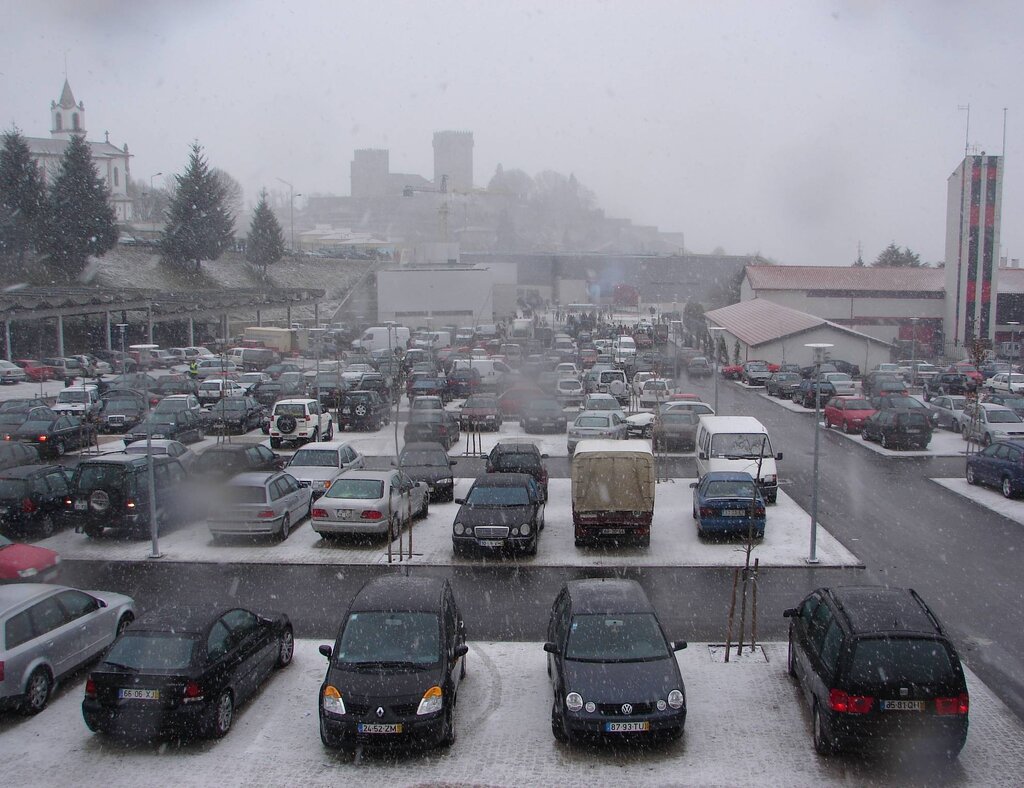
[694,415,782,503]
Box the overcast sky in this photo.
[3,0,1022,266]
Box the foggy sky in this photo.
[3,0,1022,266]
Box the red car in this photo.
[824,396,877,434]
[0,534,60,583]
[720,363,744,380]
[13,359,55,382]
[580,348,599,368]
[947,362,983,383]
[498,386,543,416]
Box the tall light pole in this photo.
[909,317,919,388]
[805,342,834,564]
[708,326,726,414]
[276,178,299,253]
[131,343,161,559]
[1008,321,1020,366]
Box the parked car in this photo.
[686,356,712,378]
[0,442,40,473]
[264,362,304,380]
[196,378,248,406]
[0,534,61,585]
[199,396,262,434]
[51,385,102,420]
[690,471,765,538]
[869,394,937,426]
[823,397,876,434]
[0,405,56,440]
[1,584,134,714]
[459,394,502,431]
[398,442,457,502]
[638,378,674,408]
[0,360,28,384]
[194,444,285,482]
[784,586,968,758]
[83,606,293,739]
[793,379,837,408]
[125,408,204,444]
[497,386,542,417]
[862,371,906,398]
[519,398,568,433]
[123,439,198,474]
[568,412,627,454]
[861,409,932,450]
[554,378,585,408]
[483,441,549,502]
[151,376,200,400]
[13,359,55,382]
[269,398,334,448]
[96,393,147,433]
[765,372,802,398]
[545,578,687,744]
[446,367,482,398]
[985,371,1024,395]
[960,401,1024,446]
[741,361,772,386]
[946,361,983,383]
[982,391,1024,419]
[579,393,626,419]
[318,576,467,751]
[822,372,856,396]
[285,440,365,498]
[927,395,968,432]
[208,471,312,540]
[653,410,700,451]
[68,454,192,538]
[452,472,544,557]
[336,391,390,432]
[40,356,84,382]
[966,438,1024,498]
[0,464,73,537]
[404,409,461,449]
[7,413,96,458]
[310,470,427,540]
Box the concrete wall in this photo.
[376,266,493,324]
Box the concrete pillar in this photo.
[105,311,112,351]
[56,315,65,357]
[314,302,320,327]
[256,310,262,327]
[147,305,153,344]
[188,318,195,346]
[4,320,11,361]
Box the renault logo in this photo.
[621,703,633,715]
[376,706,385,718]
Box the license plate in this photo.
[881,700,924,711]
[75,500,87,511]
[118,688,160,700]
[357,723,402,734]
[723,509,746,517]
[338,510,354,520]
[605,721,650,732]
[602,528,625,535]
[342,407,351,414]
[905,428,921,434]
[480,539,504,547]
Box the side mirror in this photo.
[319,644,333,659]
[689,482,698,489]
[775,452,783,461]
[782,607,798,618]
[454,498,465,505]
[671,640,688,652]
[541,453,549,459]
[449,459,458,466]
[698,451,707,460]
[454,644,469,659]
[542,641,559,655]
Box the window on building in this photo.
[114,167,119,186]
[55,114,62,131]
[72,113,80,130]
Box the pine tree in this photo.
[40,133,117,277]
[161,143,234,273]
[0,127,46,276]
[245,189,285,277]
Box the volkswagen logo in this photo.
[376,706,385,718]
[621,703,633,715]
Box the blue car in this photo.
[690,471,766,538]
[965,438,1024,498]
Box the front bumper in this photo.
[563,707,686,738]
[452,533,535,554]
[320,709,445,749]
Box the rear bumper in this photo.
[573,512,651,541]
[209,517,282,536]
[312,517,388,535]
[83,697,208,738]
[826,709,968,754]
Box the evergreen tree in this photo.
[161,143,234,273]
[872,242,923,268]
[0,127,46,275]
[245,189,285,277]
[40,133,117,277]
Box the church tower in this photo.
[51,79,85,139]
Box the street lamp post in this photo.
[131,343,161,559]
[147,172,162,221]
[909,317,919,388]
[708,326,726,414]
[276,178,300,253]
[1008,321,1020,366]
[805,342,834,564]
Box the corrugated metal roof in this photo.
[745,265,945,293]
[705,298,892,348]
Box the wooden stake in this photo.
[724,567,739,663]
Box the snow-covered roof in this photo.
[25,137,130,159]
[705,298,893,348]
[745,265,945,293]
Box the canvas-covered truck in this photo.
[243,326,302,355]
[571,439,655,548]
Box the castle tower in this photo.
[50,79,86,139]
[433,130,474,193]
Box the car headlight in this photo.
[656,699,667,711]
[520,522,531,536]
[453,522,465,535]
[417,686,443,715]
[584,701,596,713]
[566,692,584,712]
[17,567,39,578]
[667,689,685,709]
[322,685,346,714]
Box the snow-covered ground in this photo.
[931,477,1024,527]
[1,640,1020,788]
[37,478,859,568]
[817,420,967,458]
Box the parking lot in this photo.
[2,640,1022,788]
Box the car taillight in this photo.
[37,435,47,442]
[699,507,715,518]
[0,661,4,681]
[64,497,72,507]
[21,497,36,514]
[361,511,383,520]
[256,509,277,518]
[126,499,136,509]
[183,680,204,702]
[935,693,969,715]
[312,508,328,519]
[85,678,96,697]
[829,689,873,714]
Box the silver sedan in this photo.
[123,438,198,472]
[310,469,429,540]
[208,471,312,540]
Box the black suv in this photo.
[67,454,191,538]
[336,391,390,431]
[483,441,549,502]
[924,373,977,401]
[0,464,73,537]
[784,586,968,758]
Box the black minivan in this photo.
[784,586,969,758]
[318,576,467,751]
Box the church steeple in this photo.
[51,79,85,139]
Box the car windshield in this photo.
[212,400,246,413]
[464,396,496,409]
[465,484,530,506]
[988,410,1022,423]
[289,449,340,467]
[576,416,610,428]
[710,433,772,459]
[661,412,697,424]
[335,612,440,667]
[56,391,91,403]
[843,399,872,410]
[849,637,956,686]
[228,485,268,504]
[104,632,196,671]
[325,479,384,500]
[565,613,669,662]
[400,450,448,466]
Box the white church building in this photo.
[24,80,134,222]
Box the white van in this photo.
[612,336,637,364]
[694,416,782,503]
[351,326,410,352]
[451,357,513,391]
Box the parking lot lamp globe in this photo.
[804,343,833,564]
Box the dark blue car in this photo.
[966,438,1024,498]
[690,471,766,538]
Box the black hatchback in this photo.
[544,579,687,744]
[0,464,73,537]
[318,576,468,751]
[83,606,294,740]
[784,586,969,758]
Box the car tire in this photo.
[441,704,456,747]
[551,701,570,743]
[388,515,399,542]
[812,702,833,756]
[21,667,52,715]
[277,626,294,667]
[983,434,992,447]
[83,524,103,539]
[37,513,57,538]
[207,690,234,738]
[961,425,969,442]
[278,514,291,541]
[55,439,66,457]
[880,433,890,449]
[116,612,134,637]
[787,632,797,678]
[270,438,282,449]
[1002,476,1016,499]
[966,466,977,485]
